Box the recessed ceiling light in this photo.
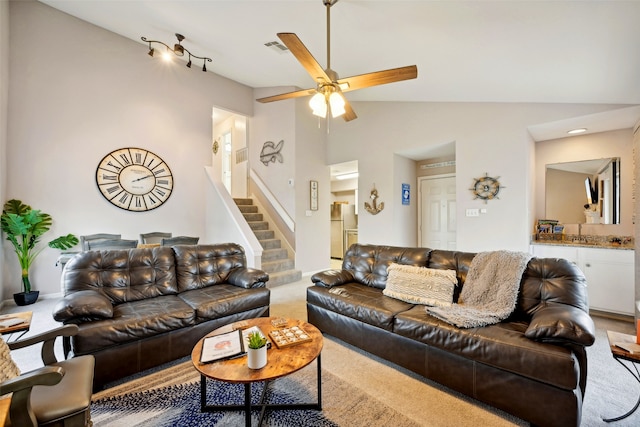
[568,128,587,135]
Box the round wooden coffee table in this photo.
[191,317,323,427]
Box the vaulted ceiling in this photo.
[40,0,640,139]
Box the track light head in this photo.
[148,47,154,57]
[173,44,184,56]
[186,59,192,68]
[202,63,207,72]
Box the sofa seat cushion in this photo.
[307,283,414,331]
[394,305,579,390]
[72,295,195,354]
[178,284,270,321]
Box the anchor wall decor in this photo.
[364,185,384,215]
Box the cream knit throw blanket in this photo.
[426,250,533,328]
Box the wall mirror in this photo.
[545,158,620,225]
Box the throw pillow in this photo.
[0,336,20,383]
[383,263,457,307]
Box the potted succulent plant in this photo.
[1,199,78,306]
[246,330,268,369]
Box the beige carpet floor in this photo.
[3,276,638,426]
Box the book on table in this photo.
[200,329,245,363]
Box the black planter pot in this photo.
[13,291,39,306]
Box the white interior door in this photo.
[419,175,457,250]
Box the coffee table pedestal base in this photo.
[200,355,322,427]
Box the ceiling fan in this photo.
[256,0,418,122]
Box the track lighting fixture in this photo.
[141,33,212,72]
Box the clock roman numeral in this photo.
[154,188,166,197]
[157,179,169,186]
[119,154,131,165]
[106,185,121,194]
[102,174,117,181]
[134,152,142,164]
[135,197,142,208]
[106,161,121,172]
[153,168,165,176]
[118,192,130,204]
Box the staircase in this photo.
[234,198,302,287]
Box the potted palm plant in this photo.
[1,199,78,305]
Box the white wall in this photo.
[0,0,9,301]
[535,129,633,236]
[293,98,331,273]
[3,1,254,297]
[326,102,631,252]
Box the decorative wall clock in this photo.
[96,147,174,212]
[470,173,502,203]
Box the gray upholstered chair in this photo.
[160,236,200,246]
[85,238,138,251]
[79,233,121,251]
[0,325,94,427]
[139,232,172,245]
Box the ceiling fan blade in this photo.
[338,65,418,93]
[277,33,332,83]
[256,87,316,103]
[342,101,358,122]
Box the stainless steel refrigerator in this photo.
[331,203,357,259]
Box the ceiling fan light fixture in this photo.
[329,91,346,118]
[309,92,328,117]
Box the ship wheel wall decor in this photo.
[470,173,503,203]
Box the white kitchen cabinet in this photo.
[530,244,635,316]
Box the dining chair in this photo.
[160,236,200,246]
[85,239,138,251]
[139,232,172,245]
[79,233,121,251]
[0,325,94,427]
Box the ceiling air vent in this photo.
[264,41,289,54]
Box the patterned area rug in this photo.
[91,359,422,427]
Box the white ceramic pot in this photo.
[247,346,267,369]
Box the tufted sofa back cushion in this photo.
[173,243,247,292]
[517,257,589,318]
[427,250,475,302]
[62,246,177,304]
[342,244,432,289]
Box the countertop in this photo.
[531,240,634,250]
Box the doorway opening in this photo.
[329,161,359,261]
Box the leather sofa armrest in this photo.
[227,268,269,289]
[52,290,114,323]
[311,269,355,288]
[525,305,596,346]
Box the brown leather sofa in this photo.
[307,244,595,427]
[53,243,270,390]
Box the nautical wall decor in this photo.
[470,173,502,203]
[364,185,384,215]
[260,140,284,166]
